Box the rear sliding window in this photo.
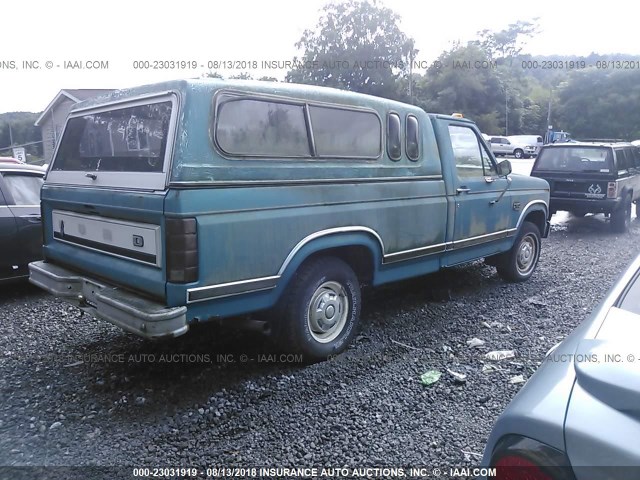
[309,106,380,158]
[535,146,613,173]
[53,101,172,173]
[214,94,382,159]
[216,99,310,157]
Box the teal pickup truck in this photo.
[29,79,550,361]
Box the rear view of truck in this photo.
[29,89,192,338]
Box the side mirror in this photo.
[497,159,512,177]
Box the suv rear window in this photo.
[535,146,613,173]
[53,101,173,173]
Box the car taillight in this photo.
[495,455,553,480]
[165,217,198,283]
[607,182,617,199]
[491,435,575,480]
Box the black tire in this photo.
[570,211,587,217]
[496,221,541,282]
[611,194,632,233]
[273,257,361,362]
[514,149,524,159]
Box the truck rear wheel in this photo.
[611,194,632,233]
[496,221,541,282]
[274,257,361,362]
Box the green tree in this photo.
[476,20,538,62]
[556,69,640,140]
[414,44,503,133]
[203,71,224,79]
[286,0,416,100]
[229,72,254,80]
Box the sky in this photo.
[1,0,637,113]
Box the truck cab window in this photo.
[449,125,485,178]
[481,144,497,176]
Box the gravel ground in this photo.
[1,212,639,478]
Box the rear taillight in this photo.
[607,182,617,199]
[165,217,198,283]
[491,435,575,480]
[494,455,553,480]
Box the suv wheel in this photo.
[496,222,541,282]
[514,149,524,159]
[273,257,361,362]
[611,194,632,233]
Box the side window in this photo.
[481,144,498,176]
[405,115,420,161]
[216,98,310,156]
[490,137,500,144]
[309,106,381,158]
[449,125,484,178]
[615,149,629,172]
[626,147,639,169]
[387,113,401,161]
[2,174,44,205]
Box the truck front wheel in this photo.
[514,149,524,159]
[274,257,361,362]
[496,221,541,282]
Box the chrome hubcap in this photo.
[307,281,348,343]
[516,235,538,275]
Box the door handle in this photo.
[456,187,471,194]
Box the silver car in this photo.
[489,136,537,159]
[481,253,640,479]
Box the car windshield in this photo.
[2,173,44,205]
[534,146,613,173]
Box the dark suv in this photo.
[531,142,640,232]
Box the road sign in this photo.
[12,147,26,163]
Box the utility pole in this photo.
[8,123,13,146]
[408,50,413,102]
[505,87,509,136]
[546,88,552,128]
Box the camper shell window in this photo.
[213,93,382,160]
[53,101,172,173]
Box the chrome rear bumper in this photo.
[29,261,188,339]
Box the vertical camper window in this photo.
[387,113,401,161]
[406,115,420,161]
